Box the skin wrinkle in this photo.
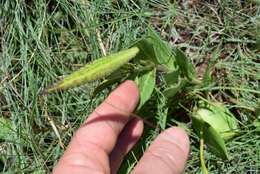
[56,154,107,174]
[87,89,134,141]
[66,160,106,174]
[132,128,189,174]
[73,126,111,154]
[104,100,137,119]
[145,148,178,173]
[93,110,122,141]
[106,90,137,115]
[159,136,187,156]
[78,115,127,154]
[160,131,187,153]
[67,136,109,172]
[75,153,106,172]
[56,165,106,174]
[94,108,129,138]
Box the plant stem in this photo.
[200,129,209,174]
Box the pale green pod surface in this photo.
[193,102,239,140]
[46,47,139,93]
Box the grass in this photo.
[0,0,259,173]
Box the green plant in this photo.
[1,1,258,173]
[45,27,242,173]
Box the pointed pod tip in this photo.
[39,87,57,95]
[40,84,62,95]
[39,89,48,96]
[132,46,140,51]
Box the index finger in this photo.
[53,80,139,174]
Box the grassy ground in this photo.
[0,0,259,173]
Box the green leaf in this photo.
[192,116,229,160]
[173,48,196,81]
[193,102,240,140]
[135,68,156,109]
[134,27,178,71]
[134,38,158,64]
[163,77,186,98]
[192,101,240,159]
[163,67,180,85]
[202,44,221,85]
[147,27,177,70]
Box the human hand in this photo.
[53,80,190,174]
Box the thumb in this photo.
[131,127,189,174]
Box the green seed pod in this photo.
[193,102,239,140]
[45,47,139,93]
